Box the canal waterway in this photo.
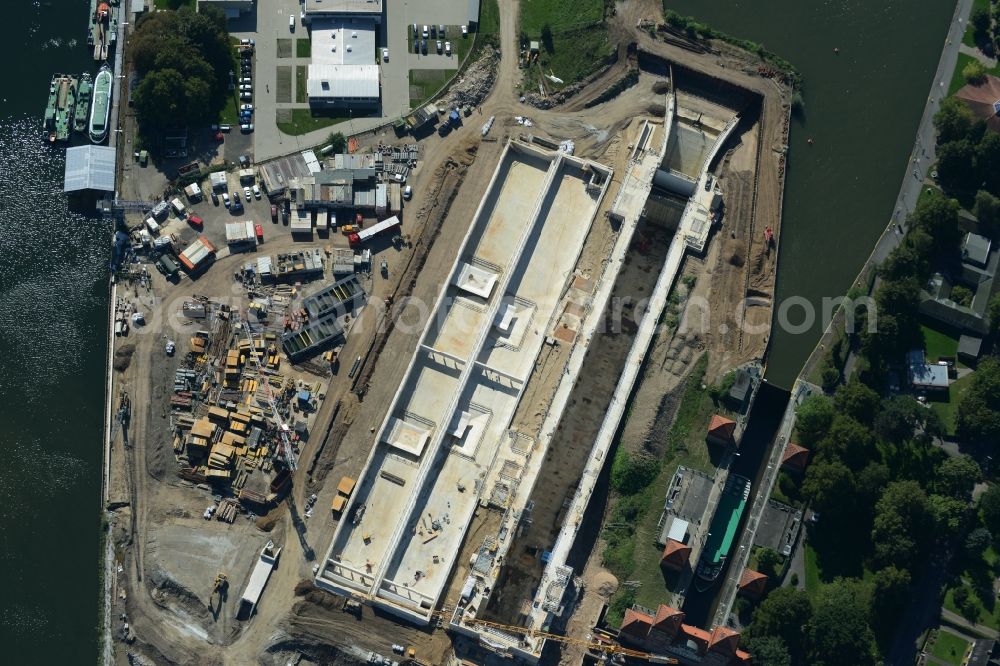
[665,0,955,386]
[1,1,110,663]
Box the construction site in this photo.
[105,1,792,665]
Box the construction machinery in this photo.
[428,608,678,664]
[241,318,297,471]
[212,572,228,594]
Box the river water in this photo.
[665,0,955,386]
[1,1,110,663]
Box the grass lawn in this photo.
[275,66,292,103]
[803,543,822,599]
[296,37,311,58]
[922,323,961,361]
[276,108,354,136]
[409,69,456,108]
[948,52,1000,96]
[518,0,610,90]
[520,0,604,34]
[606,354,719,620]
[930,371,974,437]
[276,39,292,58]
[522,25,613,92]
[943,545,1000,630]
[219,94,240,125]
[931,630,972,665]
[963,0,990,48]
[478,0,500,37]
[295,66,307,104]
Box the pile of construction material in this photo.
[439,44,499,109]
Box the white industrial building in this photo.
[64,145,116,193]
[307,4,381,109]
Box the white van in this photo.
[289,14,295,31]
[170,197,186,217]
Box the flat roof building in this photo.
[178,235,216,272]
[64,145,116,193]
[307,17,380,108]
[304,0,382,19]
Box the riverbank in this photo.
[798,0,973,389]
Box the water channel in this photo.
[665,0,955,386]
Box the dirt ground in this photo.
[110,0,791,663]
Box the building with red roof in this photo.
[738,567,769,600]
[618,603,753,665]
[955,75,1000,132]
[660,539,692,572]
[706,414,737,446]
[781,441,810,474]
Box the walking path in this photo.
[873,0,973,266]
[941,608,1000,639]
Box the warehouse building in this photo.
[64,145,116,193]
[307,16,380,109]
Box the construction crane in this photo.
[240,318,297,471]
[429,608,678,664]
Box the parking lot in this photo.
[223,0,478,160]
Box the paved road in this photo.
[871,0,973,266]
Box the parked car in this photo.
[240,38,255,47]
[422,25,428,38]
[439,25,445,37]
[240,123,254,133]
[219,124,232,132]
[240,103,253,112]
[211,191,219,206]
[222,192,230,207]
[421,40,427,55]
[445,41,452,56]
[462,25,468,36]
[382,48,389,62]
[240,84,252,92]
[289,14,295,31]
[271,204,278,222]
[240,77,252,85]
[413,38,419,52]
[233,191,240,204]
[403,185,412,200]
[252,185,261,199]
[242,187,250,201]
[436,40,442,54]
[240,92,252,101]
[188,215,203,227]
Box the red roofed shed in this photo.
[707,414,737,446]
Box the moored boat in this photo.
[43,74,78,143]
[89,65,112,144]
[74,73,93,134]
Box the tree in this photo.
[817,415,874,470]
[990,293,1000,334]
[803,460,856,516]
[834,379,881,425]
[875,396,921,443]
[936,139,977,198]
[964,59,988,85]
[951,285,974,307]
[957,356,1000,443]
[929,493,968,537]
[972,5,991,40]
[857,462,891,503]
[327,131,347,153]
[133,69,189,129]
[756,547,783,579]
[745,635,791,666]
[128,6,232,134]
[977,131,1000,193]
[934,97,974,145]
[610,450,658,495]
[871,566,911,638]
[981,484,1000,534]
[745,587,812,663]
[879,242,929,283]
[795,394,835,446]
[540,24,554,52]
[807,579,878,666]
[872,480,934,570]
[965,527,992,557]
[953,584,981,623]
[936,454,982,499]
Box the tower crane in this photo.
[240,318,297,471]
[430,608,678,664]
